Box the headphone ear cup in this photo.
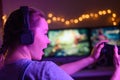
[20,30,34,45]
[19,6,34,45]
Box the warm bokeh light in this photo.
[61,18,65,22]
[65,20,70,25]
[47,19,52,24]
[112,13,116,17]
[48,13,53,18]
[46,9,118,26]
[98,11,103,15]
[70,19,74,23]
[102,10,107,15]
[113,22,117,26]
[52,17,57,21]
[111,17,115,21]
[94,14,98,18]
[90,13,94,17]
[78,17,83,21]
[57,17,61,21]
[85,14,90,19]
[2,9,119,27]
[2,14,7,25]
[74,19,79,23]
[82,14,86,19]
[107,9,112,14]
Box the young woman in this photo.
[0,6,119,80]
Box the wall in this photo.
[2,0,120,28]
[0,0,3,46]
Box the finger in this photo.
[114,45,119,58]
[96,43,104,53]
[95,40,109,48]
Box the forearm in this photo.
[111,67,120,80]
[60,56,95,75]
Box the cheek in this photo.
[38,35,49,43]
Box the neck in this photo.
[4,46,31,64]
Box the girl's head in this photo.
[0,6,50,60]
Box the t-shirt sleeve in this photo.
[46,61,74,80]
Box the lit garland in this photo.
[2,14,7,25]
[47,9,118,26]
[2,9,118,26]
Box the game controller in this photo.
[98,43,120,66]
[101,43,120,55]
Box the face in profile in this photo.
[28,17,50,60]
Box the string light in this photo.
[112,13,116,17]
[107,9,112,14]
[48,13,53,18]
[47,9,118,26]
[2,9,119,26]
[47,19,52,24]
[2,14,7,25]
[113,22,117,26]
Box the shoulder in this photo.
[26,61,73,80]
[28,60,63,74]
[30,60,56,69]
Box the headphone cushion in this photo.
[20,30,34,45]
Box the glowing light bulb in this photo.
[78,17,83,21]
[107,9,111,14]
[94,14,98,17]
[74,19,78,23]
[85,14,90,18]
[113,22,117,26]
[82,14,86,19]
[70,19,74,23]
[47,19,52,24]
[98,11,102,15]
[111,17,115,21]
[61,18,65,22]
[2,15,7,24]
[90,13,94,17]
[102,10,106,15]
[65,20,70,25]
[48,13,53,18]
[52,17,57,21]
[57,17,61,21]
[112,13,116,17]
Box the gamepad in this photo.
[101,43,120,55]
[98,43,120,66]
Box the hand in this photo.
[113,45,120,68]
[90,40,108,61]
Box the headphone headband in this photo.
[20,6,34,45]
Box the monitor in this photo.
[43,28,91,63]
[90,26,120,47]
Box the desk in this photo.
[72,67,114,80]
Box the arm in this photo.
[60,40,108,75]
[111,45,120,80]
[60,56,95,75]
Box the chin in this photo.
[32,56,42,61]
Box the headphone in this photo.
[20,6,34,45]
